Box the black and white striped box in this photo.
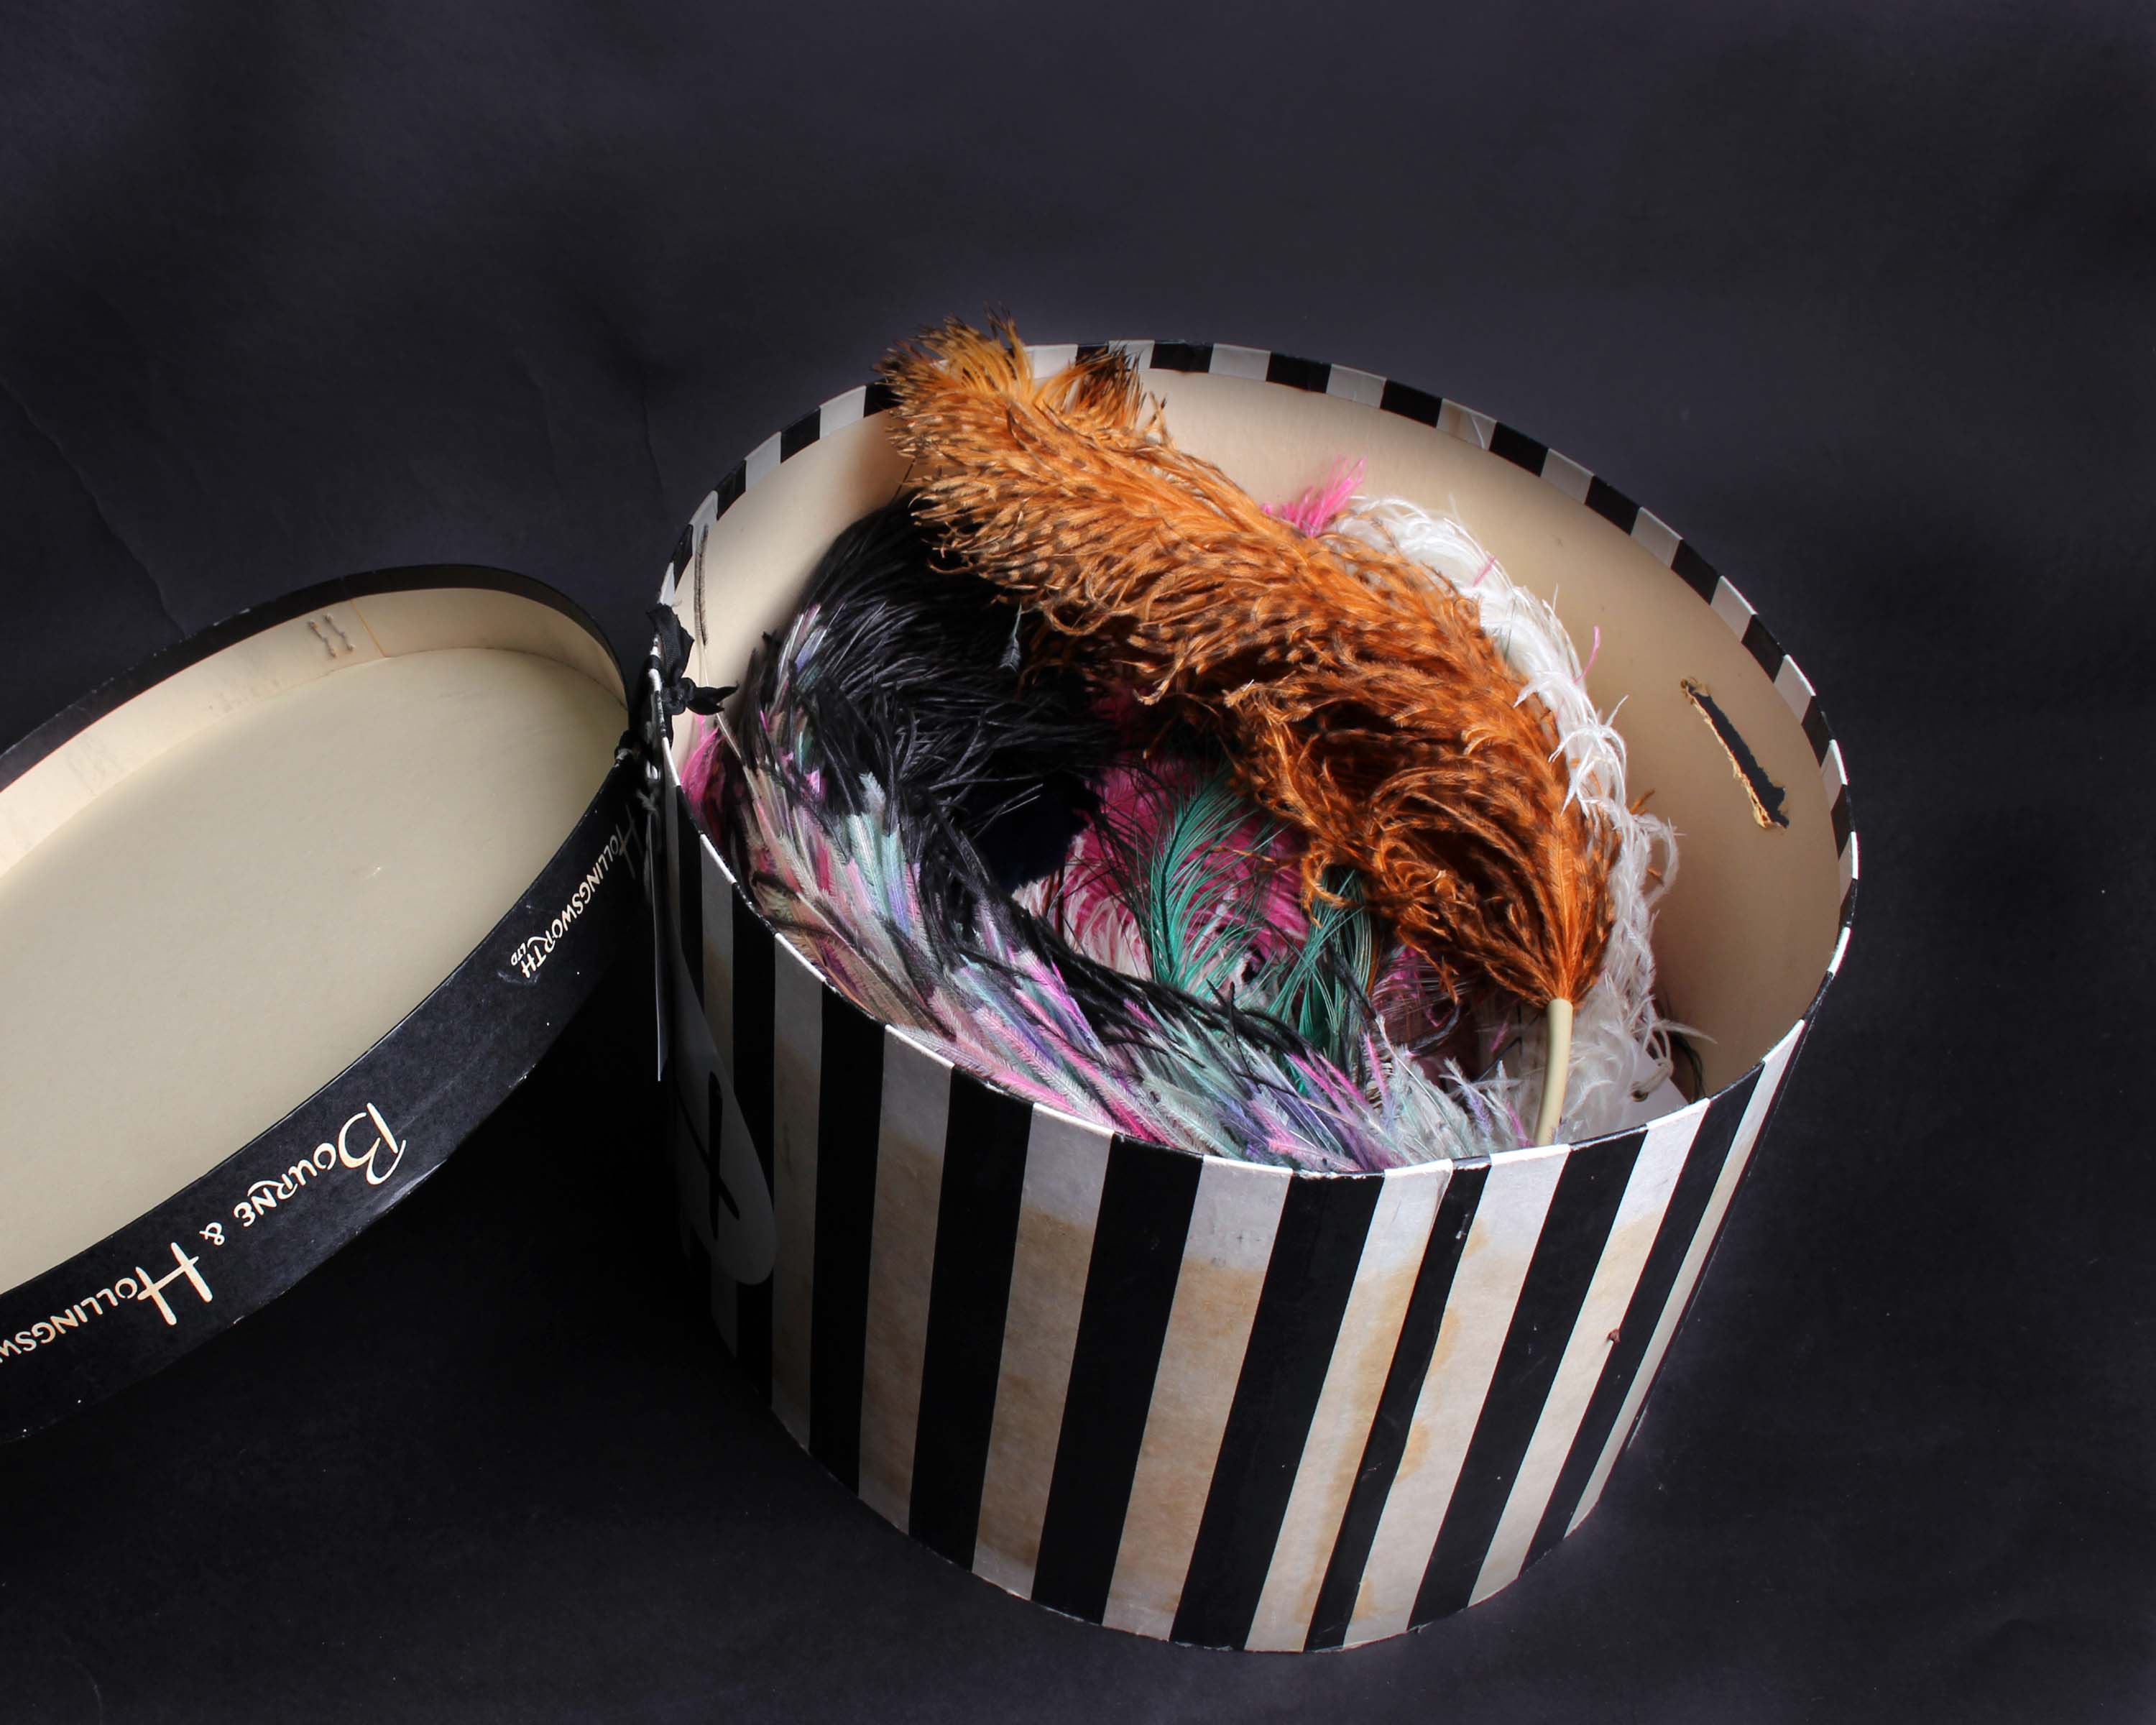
[650,339,1854,1650]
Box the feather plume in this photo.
[714,500,1117,942]
[701,500,1518,1172]
[879,318,1616,1019]
[1342,497,1690,1140]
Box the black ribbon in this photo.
[650,604,734,719]
[627,605,735,891]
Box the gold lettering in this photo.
[336,1104,407,1186]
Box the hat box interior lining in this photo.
[0,582,625,1295]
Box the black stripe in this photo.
[862,380,898,417]
[1616,1029,1809,1463]
[1802,699,1833,763]
[671,524,696,579]
[668,1068,721,1254]
[686,1231,712,1310]
[674,797,704,1006]
[1741,614,1784,679]
[1378,379,1442,426]
[1583,475,1639,534]
[1489,422,1549,474]
[907,1075,1034,1567]
[779,407,821,460]
[703,1071,733,1245]
[1413,1133,1646,1624]
[712,461,745,516]
[1304,1164,1488,1650]
[1670,540,1719,602]
[1524,1075,1762,1568]
[807,993,885,1491]
[1150,341,1213,373]
[1264,352,1331,393]
[1171,1174,1385,1648]
[1030,1140,1204,1623]
[731,895,778,1398]
[1830,785,1853,855]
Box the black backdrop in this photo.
[3,3,2152,1720]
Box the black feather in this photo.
[722,500,1119,941]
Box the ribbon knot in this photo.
[650,604,735,717]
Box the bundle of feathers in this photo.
[685,321,1682,1172]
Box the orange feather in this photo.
[880,318,1613,1015]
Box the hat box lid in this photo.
[0,568,638,1438]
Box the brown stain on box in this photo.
[1412,1215,1491,1394]
[975,1202,1100,1576]
[1107,1189,1284,1637]
[1247,1177,1447,1650]
[857,1058,948,1527]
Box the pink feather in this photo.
[1264,458,1367,538]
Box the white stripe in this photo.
[1774,656,1816,722]
[856,1031,954,1530]
[1244,1165,1450,1652]
[1709,576,1756,640]
[820,385,868,436]
[1438,400,1494,449]
[1540,450,1593,504]
[658,564,676,608]
[1325,365,1385,406]
[1468,1105,1708,1604]
[1568,1024,1803,1532]
[1345,1147,1567,1647]
[769,939,824,1445]
[743,432,781,487]
[1103,1159,1292,1639]
[1820,739,1848,801]
[1025,343,1079,378]
[1207,344,1271,381]
[1631,510,1682,566]
[974,1106,1115,1598]
[1840,833,1858,897]
[690,488,719,537]
[1830,923,1852,974]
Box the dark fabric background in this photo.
[2,2,2152,1720]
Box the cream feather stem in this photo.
[1535,998,1574,1145]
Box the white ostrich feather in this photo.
[1337,497,1690,1141]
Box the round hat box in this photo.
[647,341,1856,1650]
